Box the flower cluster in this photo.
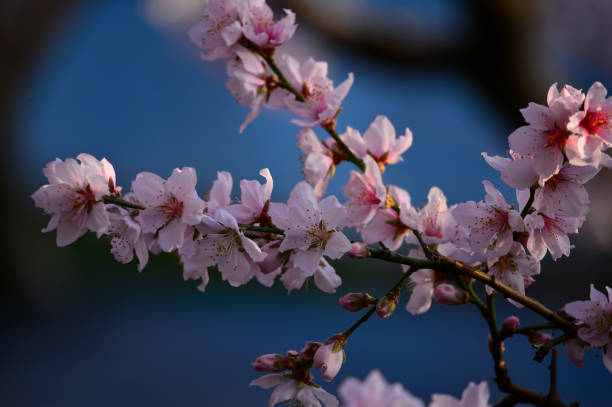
[189,0,353,133]
[250,338,345,407]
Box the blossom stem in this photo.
[520,184,538,218]
[242,38,305,103]
[264,54,305,102]
[368,248,434,270]
[432,252,575,333]
[322,125,366,172]
[515,323,558,335]
[343,306,376,338]
[368,245,575,333]
[412,230,430,258]
[343,266,416,338]
[102,196,145,210]
[240,224,285,235]
[534,333,573,362]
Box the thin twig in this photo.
[343,266,415,338]
[520,184,537,218]
[548,349,561,403]
[534,334,572,362]
[322,125,366,171]
[240,224,285,235]
[102,196,145,210]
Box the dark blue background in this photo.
[5,1,612,406]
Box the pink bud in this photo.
[528,331,552,345]
[250,353,287,372]
[433,283,469,306]
[376,290,399,319]
[347,242,369,258]
[500,316,520,339]
[339,292,376,312]
[313,340,344,382]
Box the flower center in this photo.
[544,125,569,148]
[161,196,183,220]
[580,110,611,135]
[72,184,96,217]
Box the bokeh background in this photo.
[2,0,612,405]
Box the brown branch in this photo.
[433,252,576,334]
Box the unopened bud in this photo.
[251,353,289,372]
[500,316,520,339]
[433,283,469,306]
[313,334,346,382]
[528,330,552,346]
[376,290,399,319]
[339,292,376,312]
[347,242,369,259]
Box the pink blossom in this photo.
[205,170,233,216]
[226,47,273,133]
[338,369,425,407]
[405,268,435,315]
[403,186,456,245]
[523,210,583,261]
[564,284,612,372]
[281,55,354,127]
[342,156,386,227]
[226,168,273,224]
[270,182,351,279]
[452,181,524,257]
[430,381,491,407]
[131,167,205,252]
[485,243,540,308]
[297,128,346,198]
[280,256,341,294]
[313,338,344,382]
[482,151,538,190]
[105,203,149,272]
[361,186,415,251]
[32,154,115,246]
[567,82,612,166]
[188,209,267,288]
[532,163,598,217]
[508,83,584,181]
[240,3,296,48]
[404,249,435,316]
[250,374,339,407]
[565,338,587,369]
[343,115,413,171]
[188,0,242,61]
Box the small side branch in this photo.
[534,334,572,362]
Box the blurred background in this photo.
[2,0,612,405]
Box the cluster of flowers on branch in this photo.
[32,1,612,406]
